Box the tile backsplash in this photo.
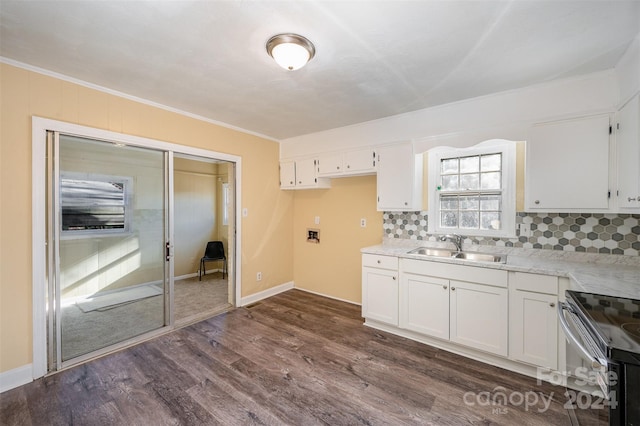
[383,212,640,256]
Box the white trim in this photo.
[32,117,243,380]
[2,57,279,143]
[175,272,200,281]
[294,287,361,306]
[0,364,33,393]
[240,281,294,306]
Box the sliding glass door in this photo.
[48,133,169,367]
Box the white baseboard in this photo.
[175,272,199,280]
[240,281,294,306]
[0,364,33,394]
[294,287,361,306]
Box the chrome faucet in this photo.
[440,234,463,252]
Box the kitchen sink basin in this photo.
[452,252,506,263]
[407,247,454,257]
[407,247,506,263]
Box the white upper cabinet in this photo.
[376,143,423,211]
[317,148,376,177]
[280,159,330,190]
[279,160,296,189]
[615,95,640,211]
[526,114,611,211]
[316,152,343,176]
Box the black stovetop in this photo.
[566,290,640,363]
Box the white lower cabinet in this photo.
[450,280,508,357]
[363,254,561,373]
[509,272,559,370]
[398,258,508,357]
[399,273,449,340]
[362,254,399,326]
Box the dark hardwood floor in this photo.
[1,289,601,425]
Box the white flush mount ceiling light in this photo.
[266,33,315,71]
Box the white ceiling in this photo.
[1,1,639,141]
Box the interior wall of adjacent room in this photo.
[174,158,219,277]
[0,63,294,374]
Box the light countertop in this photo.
[362,241,640,300]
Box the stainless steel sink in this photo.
[407,247,506,263]
[453,251,506,263]
[407,247,454,257]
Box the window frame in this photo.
[428,140,517,238]
[222,182,230,226]
[59,171,133,239]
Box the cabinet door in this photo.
[526,114,611,211]
[450,280,508,356]
[377,144,422,211]
[344,148,376,174]
[362,267,398,325]
[616,95,640,210]
[280,161,296,189]
[399,273,449,339]
[296,158,318,187]
[317,153,343,176]
[509,290,558,370]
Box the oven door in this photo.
[558,302,609,396]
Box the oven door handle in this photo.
[557,302,603,369]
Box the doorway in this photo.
[33,117,241,376]
[173,155,235,325]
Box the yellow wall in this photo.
[292,176,382,304]
[174,158,222,277]
[0,63,294,373]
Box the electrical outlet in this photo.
[360,218,367,227]
[519,223,531,237]
[256,272,262,281]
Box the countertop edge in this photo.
[361,244,640,300]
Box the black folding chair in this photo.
[199,241,227,280]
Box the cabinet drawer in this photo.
[401,259,507,288]
[512,272,558,294]
[362,254,398,270]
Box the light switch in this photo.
[314,216,320,225]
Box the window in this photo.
[428,141,516,237]
[60,172,132,236]
[222,182,230,226]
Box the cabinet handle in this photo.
[451,287,456,291]
[377,260,381,264]
[443,285,447,290]
[298,181,302,184]
[290,181,293,185]
[337,166,340,170]
[534,200,540,205]
[404,202,408,206]
[392,276,396,281]
[347,165,350,168]
[549,302,556,307]
[629,197,638,202]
